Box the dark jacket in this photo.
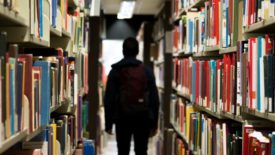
[104,57,160,131]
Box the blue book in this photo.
[190,20,194,53]
[193,113,198,150]
[83,140,95,155]
[9,58,16,135]
[272,132,275,155]
[33,61,51,126]
[39,0,43,37]
[210,61,216,111]
[257,36,262,112]
[16,62,23,131]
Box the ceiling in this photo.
[101,0,164,15]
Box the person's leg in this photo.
[115,121,132,155]
[133,119,150,155]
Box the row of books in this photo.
[173,53,238,115]
[238,35,275,113]
[0,0,89,55]
[0,32,88,147]
[172,0,244,54]
[243,0,275,27]
[3,114,77,155]
[171,97,243,155]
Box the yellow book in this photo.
[21,61,26,130]
[50,123,57,155]
[5,63,10,138]
[207,119,212,155]
[185,105,194,142]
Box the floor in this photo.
[101,134,156,155]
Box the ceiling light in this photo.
[117,0,136,19]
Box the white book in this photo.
[23,95,30,131]
[222,123,227,155]
[74,74,78,105]
[252,39,257,110]
[260,57,265,113]
[270,0,275,17]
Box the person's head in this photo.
[122,37,139,58]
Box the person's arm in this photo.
[104,69,117,133]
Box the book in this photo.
[33,61,51,127]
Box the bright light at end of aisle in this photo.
[117,0,136,19]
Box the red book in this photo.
[248,38,253,109]
[265,35,272,55]
[243,125,254,155]
[226,55,231,112]
[196,61,200,104]
[222,56,226,111]
[213,0,220,45]
[19,54,33,132]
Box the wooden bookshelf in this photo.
[50,104,63,113]
[193,46,220,58]
[50,27,62,37]
[183,0,205,13]
[244,17,275,33]
[204,46,220,52]
[176,91,191,101]
[0,4,27,26]
[25,127,46,142]
[28,35,50,47]
[173,50,193,58]
[243,106,275,122]
[62,28,71,38]
[0,130,28,154]
[193,104,224,119]
[219,46,237,54]
[221,112,244,123]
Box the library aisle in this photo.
[101,135,156,155]
[4,0,275,154]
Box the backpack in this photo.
[117,64,149,116]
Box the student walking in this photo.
[104,37,160,155]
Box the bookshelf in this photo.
[62,28,71,38]
[50,27,62,37]
[156,0,275,154]
[0,130,28,154]
[242,107,275,122]
[219,46,237,54]
[244,16,275,33]
[221,112,244,123]
[0,0,94,154]
[193,104,224,119]
[24,127,46,142]
[192,50,220,58]
[0,4,27,26]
